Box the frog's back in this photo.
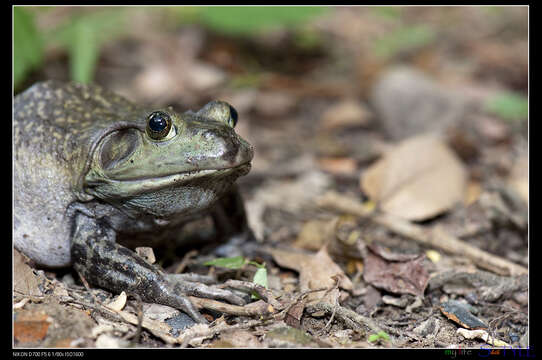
[13,81,138,267]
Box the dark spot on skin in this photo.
[71,242,89,262]
[101,240,116,254]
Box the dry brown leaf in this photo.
[216,329,263,348]
[317,157,358,175]
[320,99,371,130]
[14,312,51,344]
[268,246,352,304]
[360,134,467,221]
[13,249,43,298]
[362,244,430,298]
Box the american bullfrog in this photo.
[14,81,254,323]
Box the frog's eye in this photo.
[197,101,239,128]
[228,105,238,128]
[146,111,175,140]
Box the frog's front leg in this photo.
[70,213,243,323]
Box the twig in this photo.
[174,250,198,274]
[306,301,383,334]
[275,287,328,321]
[126,293,143,345]
[318,191,528,277]
[75,270,102,305]
[318,276,341,335]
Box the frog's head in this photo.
[83,101,253,219]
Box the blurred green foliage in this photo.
[372,6,402,19]
[373,25,436,59]
[485,91,528,122]
[13,6,128,88]
[13,6,327,88]
[14,7,43,88]
[46,8,128,84]
[196,6,327,35]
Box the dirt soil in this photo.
[13,6,528,349]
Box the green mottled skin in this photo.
[14,81,253,323]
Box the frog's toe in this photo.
[166,273,217,285]
[173,281,246,306]
[170,293,209,324]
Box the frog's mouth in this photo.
[85,162,251,199]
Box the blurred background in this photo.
[14,4,528,242]
[13,4,528,257]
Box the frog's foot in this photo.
[71,214,208,323]
[165,274,246,306]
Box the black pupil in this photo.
[149,112,168,132]
[229,105,238,127]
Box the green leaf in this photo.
[252,267,268,288]
[69,20,99,84]
[368,330,390,343]
[485,91,528,122]
[377,331,390,340]
[203,256,246,269]
[13,7,43,88]
[197,6,327,35]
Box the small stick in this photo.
[75,270,101,305]
[306,301,383,334]
[318,191,528,277]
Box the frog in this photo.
[14,81,254,323]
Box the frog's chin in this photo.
[85,162,251,200]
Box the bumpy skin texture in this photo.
[14,81,253,323]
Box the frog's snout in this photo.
[215,133,253,168]
[194,124,253,169]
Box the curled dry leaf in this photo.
[362,244,430,298]
[105,291,127,312]
[456,328,510,347]
[361,134,467,221]
[268,246,352,304]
